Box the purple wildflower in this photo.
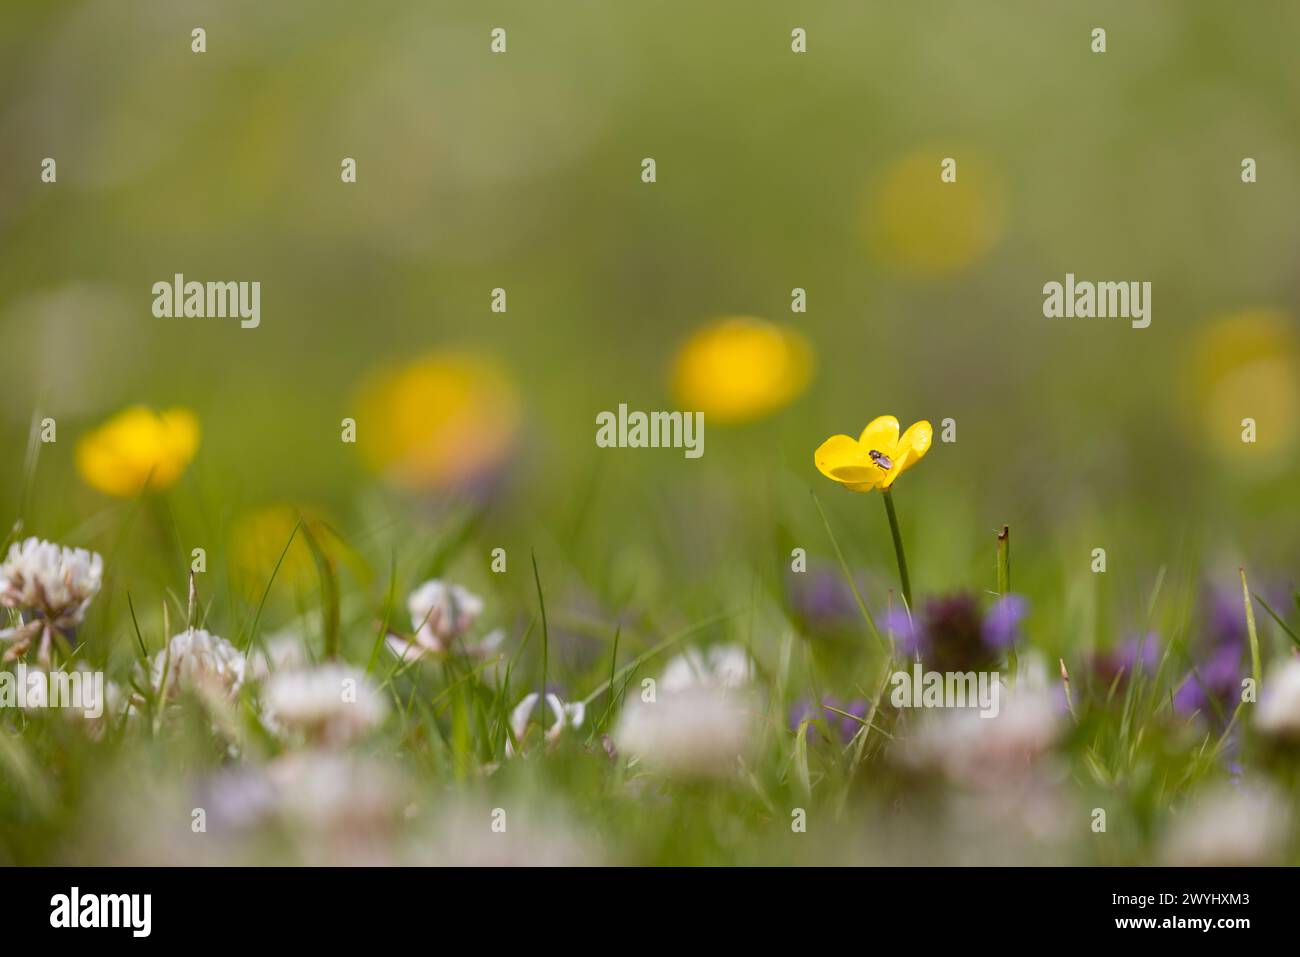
[789,699,817,732]
[1172,583,1252,721]
[835,699,869,741]
[882,591,1027,671]
[787,566,860,630]
[788,697,869,744]
[1090,632,1159,687]
[883,606,919,656]
[982,594,1029,650]
[917,592,990,672]
[1174,643,1243,718]
[1204,587,1248,652]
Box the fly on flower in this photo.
[815,415,932,492]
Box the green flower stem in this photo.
[996,525,1010,595]
[880,488,912,609]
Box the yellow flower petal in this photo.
[154,409,200,482]
[1185,309,1299,464]
[75,406,200,497]
[858,415,900,453]
[843,477,883,492]
[880,420,933,488]
[671,316,814,424]
[354,352,521,492]
[866,148,1005,278]
[814,434,878,485]
[228,505,330,599]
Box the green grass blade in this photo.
[1253,592,1300,649]
[810,489,887,654]
[241,518,301,653]
[1240,567,1262,689]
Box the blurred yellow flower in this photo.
[866,149,1004,278]
[228,505,329,599]
[671,316,813,424]
[1185,309,1299,465]
[815,415,932,492]
[354,351,521,491]
[75,406,199,496]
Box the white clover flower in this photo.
[901,685,1059,788]
[0,537,103,620]
[89,679,126,738]
[263,664,387,747]
[199,767,280,831]
[409,579,483,644]
[386,580,495,661]
[505,691,585,757]
[615,687,756,777]
[1162,781,1291,866]
[386,627,504,665]
[659,643,754,694]
[1255,657,1300,740]
[145,628,246,701]
[413,802,602,866]
[470,629,510,681]
[156,755,406,863]
[196,754,407,853]
[248,632,309,683]
[0,537,103,664]
[615,645,758,776]
[265,752,406,838]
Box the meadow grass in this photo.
[2,429,1298,867]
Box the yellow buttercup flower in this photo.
[354,351,521,491]
[815,415,932,492]
[75,406,200,496]
[228,504,331,599]
[866,149,1004,278]
[1184,309,1298,465]
[671,316,814,424]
